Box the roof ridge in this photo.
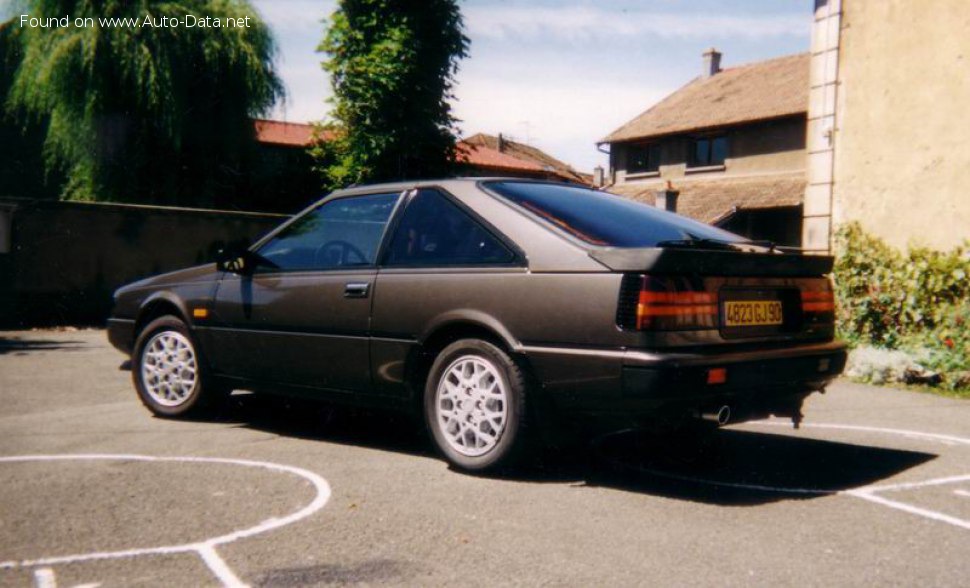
[599,77,704,143]
[601,52,809,144]
[718,51,810,73]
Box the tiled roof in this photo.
[456,142,546,173]
[607,173,805,224]
[250,122,589,183]
[462,133,591,184]
[602,53,809,143]
[254,119,315,147]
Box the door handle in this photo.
[344,282,370,298]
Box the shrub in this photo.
[833,224,970,391]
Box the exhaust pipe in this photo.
[700,405,731,426]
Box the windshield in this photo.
[483,181,745,248]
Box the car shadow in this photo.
[209,393,433,457]
[0,337,89,356]
[204,393,936,507]
[574,428,935,505]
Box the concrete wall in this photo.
[831,0,970,250]
[610,116,806,185]
[0,199,286,326]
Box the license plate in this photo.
[724,300,783,327]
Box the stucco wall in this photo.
[832,0,970,250]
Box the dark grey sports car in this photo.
[107,179,846,472]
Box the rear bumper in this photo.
[619,340,847,400]
[522,340,847,420]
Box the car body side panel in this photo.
[203,269,375,392]
[108,270,221,355]
[370,268,631,397]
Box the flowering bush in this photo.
[833,224,970,392]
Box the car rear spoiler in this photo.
[588,247,835,276]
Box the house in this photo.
[803,0,970,252]
[245,119,321,213]
[599,51,810,247]
[459,133,591,184]
[246,123,590,213]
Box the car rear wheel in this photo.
[133,316,224,418]
[424,339,531,472]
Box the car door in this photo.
[369,188,524,396]
[205,191,402,393]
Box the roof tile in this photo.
[603,53,809,143]
[253,119,316,147]
[607,173,805,224]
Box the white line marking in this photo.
[620,422,970,532]
[846,490,970,531]
[628,465,832,496]
[196,544,246,588]
[749,421,970,447]
[33,568,56,588]
[859,474,970,494]
[0,455,332,588]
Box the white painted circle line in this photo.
[749,420,970,447]
[0,454,333,588]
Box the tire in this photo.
[132,316,224,418]
[424,339,532,473]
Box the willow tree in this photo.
[0,18,56,198]
[6,1,283,205]
[313,0,469,189]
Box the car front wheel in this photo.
[424,339,531,472]
[133,316,223,418]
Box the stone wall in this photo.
[0,198,286,326]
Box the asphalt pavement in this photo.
[1,329,968,587]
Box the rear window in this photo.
[484,181,744,247]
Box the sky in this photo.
[2,1,812,172]
[253,0,811,172]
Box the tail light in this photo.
[801,278,836,321]
[634,275,717,331]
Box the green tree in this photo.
[5,1,283,205]
[313,0,469,189]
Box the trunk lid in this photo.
[603,246,836,347]
[589,246,833,277]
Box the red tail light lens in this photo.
[636,276,717,330]
[801,278,836,318]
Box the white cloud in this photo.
[464,6,807,42]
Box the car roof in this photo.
[323,177,606,273]
[330,177,583,197]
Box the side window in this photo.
[256,192,398,271]
[384,189,515,267]
[690,135,728,167]
[627,143,662,174]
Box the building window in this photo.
[626,143,662,174]
[690,135,728,167]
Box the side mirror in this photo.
[216,244,254,275]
